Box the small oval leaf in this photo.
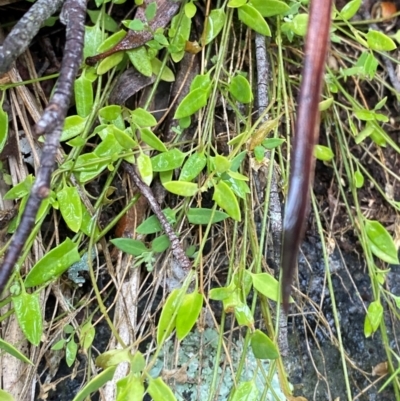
[213,181,241,221]
[250,329,279,359]
[57,186,83,233]
[157,289,181,344]
[163,181,198,197]
[176,292,203,340]
[228,75,253,104]
[151,149,186,172]
[147,377,177,401]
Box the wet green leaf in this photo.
[203,8,226,45]
[74,75,93,118]
[116,374,144,401]
[163,181,198,197]
[13,292,43,346]
[111,238,148,256]
[364,300,383,337]
[25,238,80,287]
[157,289,182,344]
[339,0,361,20]
[176,292,203,340]
[367,30,396,51]
[365,219,399,264]
[251,329,279,359]
[187,208,228,225]
[179,152,207,181]
[127,46,152,77]
[354,170,364,188]
[61,115,87,141]
[151,148,186,172]
[0,106,8,154]
[174,88,209,119]
[238,4,271,37]
[151,234,170,253]
[66,339,78,367]
[96,348,131,369]
[250,0,290,17]
[234,302,254,328]
[213,180,241,221]
[231,380,259,401]
[140,127,167,151]
[137,153,153,186]
[131,108,157,127]
[0,389,15,401]
[314,145,334,161]
[0,338,33,365]
[228,74,253,104]
[72,366,117,401]
[57,186,82,233]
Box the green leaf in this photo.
[184,1,197,18]
[231,380,259,401]
[339,0,361,20]
[179,152,207,181]
[127,46,152,77]
[66,339,78,367]
[169,14,191,62]
[25,238,80,287]
[140,127,167,151]
[234,302,254,328]
[203,8,226,45]
[81,321,96,351]
[145,1,157,21]
[137,153,153,186]
[354,170,364,188]
[0,338,33,365]
[365,219,399,264]
[96,348,131,369]
[4,175,33,200]
[131,108,157,127]
[61,115,87,141]
[250,329,279,359]
[209,284,235,301]
[229,74,253,104]
[228,0,247,8]
[147,377,177,401]
[238,4,271,37]
[113,127,137,149]
[151,149,186,172]
[250,0,290,17]
[131,351,146,373]
[213,180,241,221]
[174,88,209,119]
[151,234,170,253]
[364,300,383,337]
[151,58,175,82]
[72,366,117,401]
[367,30,396,51]
[176,292,203,340]
[57,186,82,233]
[0,389,15,401]
[250,272,292,303]
[291,13,309,36]
[13,292,43,346]
[116,374,144,401]
[0,106,8,154]
[52,339,66,350]
[111,238,148,256]
[136,209,176,234]
[187,208,228,225]
[84,24,103,59]
[97,29,126,53]
[163,181,198,197]
[157,289,182,344]
[74,75,93,118]
[97,52,125,75]
[314,145,334,161]
[319,97,334,111]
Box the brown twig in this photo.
[280,0,333,312]
[0,0,87,294]
[122,161,192,271]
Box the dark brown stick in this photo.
[0,0,87,294]
[122,162,192,271]
[281,0,333,312]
